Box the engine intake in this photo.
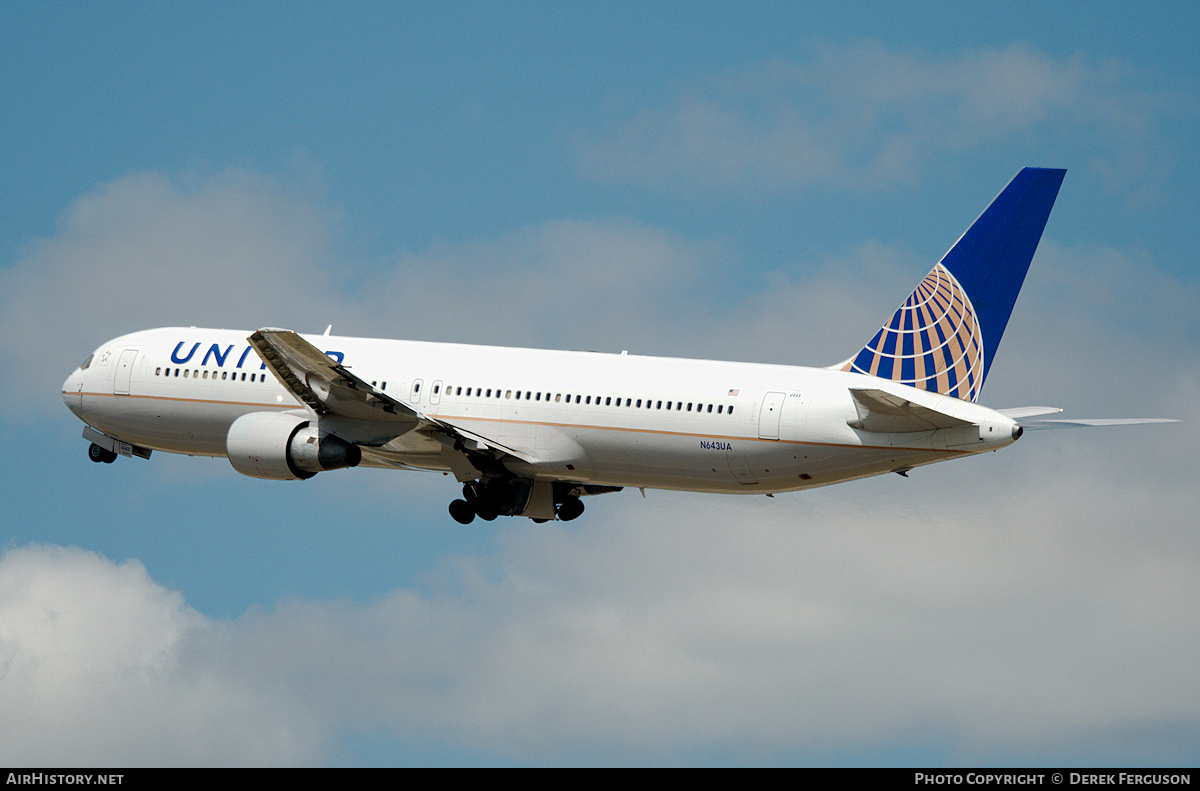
[226,412,361,480]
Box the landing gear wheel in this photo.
[88,443,117,464]
[474,504,498,522]
[449,499,476,524]
[557,496,584,522]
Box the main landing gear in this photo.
[448,480,585,525]
[88,443,117,464]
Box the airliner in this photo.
[61,168,1174,523]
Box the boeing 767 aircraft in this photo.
[61,168,1173,523]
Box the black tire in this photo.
[88,443,116,464]
[449,499,476,524]
[557,497,585,522]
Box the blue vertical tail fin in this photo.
[837,167,1066,402]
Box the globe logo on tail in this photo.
[841,263,985,402]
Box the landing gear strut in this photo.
[88,443,117,464]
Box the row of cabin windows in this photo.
[435,383,734,415]
[155,367,268,382]
[152,365,733,415]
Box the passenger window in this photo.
[155,367,161,376]
[183,370,189,378]
[728,406,734,415]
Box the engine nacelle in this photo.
[226,412,361,481]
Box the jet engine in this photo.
[226,412,361,480]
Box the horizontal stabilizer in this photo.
[1018,417,1180,431]
[847,388,974,433]
[997,406,1063,419]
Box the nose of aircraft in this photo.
[62,369,84,419]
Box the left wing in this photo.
[250,328,537,466]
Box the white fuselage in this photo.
[62,327,1020,494]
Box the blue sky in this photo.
[2,1,1198,766]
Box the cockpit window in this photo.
[80,354,93,371]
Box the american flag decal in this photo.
[727,388,740,396]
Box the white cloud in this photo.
[577,42,1168,197]
[1,169,718,417]
[352,218,720,353]
[0,169,341,416]
[5,418,1199,765]
[0,545,322,765]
